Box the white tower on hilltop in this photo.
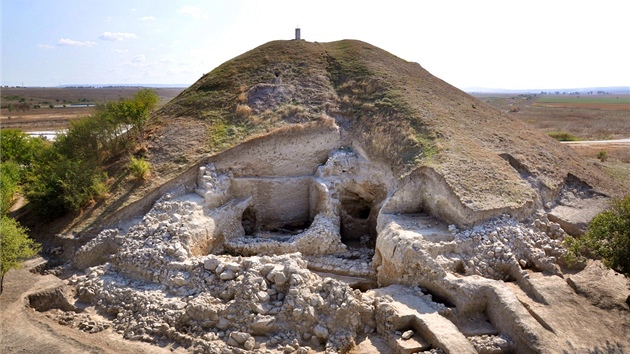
[295,27,301,40]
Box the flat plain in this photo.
[0,87,184,132]
[472,93,630,141]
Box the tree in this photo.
[107,89,159,139]
[1,129,47,167]
[0,161,21,214]
[0,215,40,293]
[25,146,106,217]
[1,131,47,215]
[565,196,630,278]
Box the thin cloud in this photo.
[57,38,96,47]
[131,55,146,63]
[38,44,55,49]
[158,58,177,64]
[98,32,136,41]
[178,6,208,20]
[140,16,155,21]
[114,49,129,54]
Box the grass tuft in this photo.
[234,104,253,119]
[129,157,151,180]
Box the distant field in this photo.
[474,93,630,141]
[535,95,630,110]
[1,86,184,106]
[537,96,629,104]
[1,87,185,132]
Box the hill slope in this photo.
[151,39,620,222]
[24,39,624,238]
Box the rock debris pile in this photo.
[451,214,568,281]
[66,184,580,353]
[71,191,374,353]
[468,334,514,354]
[45,309,111,334]
[64,155,593,353]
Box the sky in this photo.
[1,0,629,90]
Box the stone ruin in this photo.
[30,119,628,353]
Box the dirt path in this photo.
[562,138,630,146]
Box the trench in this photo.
[241,205,313,239]
[231,176,316,242]
[28,286,77,313]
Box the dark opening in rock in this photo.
[340,190,375,246]
[349,279,379,292]
[454,260,466,275]
[421,288,456,308]
[242,206,257,235]
[338,183,386,249]
[242,206,313,237]
[273,219,312,234]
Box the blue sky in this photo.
[2,0,629,89]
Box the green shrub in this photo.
[597,150,608,162]
[106,88,159,139]
[129,157,150,180]
[15,89,158,218]
[547,131,580,141]
[565,196,630,277]
[0,161,21,215]
[25,148,106,217]
[0,129,47,167]
[1,215,40,290]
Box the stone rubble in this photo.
[71,253,374,352]
[468,334,514,354]
[450,214,569,281]
[305,249,375,278]
[45,309,111,334]
[63,152,592,353]
[71,190,375,352]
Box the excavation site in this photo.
[2,39,628,354]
